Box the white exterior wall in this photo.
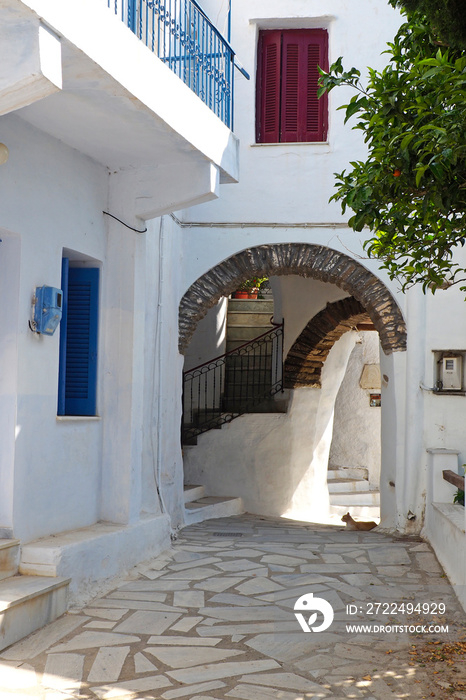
[184,299,228,371]
[329,331,381,486]
[184,331,358,522]
[1,115,108,542]
[179,0,412,530]
[0,0,239,599]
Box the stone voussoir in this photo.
[179,243,407,354]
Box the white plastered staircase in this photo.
[0,539,69,652]
[328,466,380,519]
[184,485,244,525]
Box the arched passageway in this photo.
[179,243,406,355]
[180,243,406,526]
[284,296,371,388]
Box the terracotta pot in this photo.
[234,290,249,299]
[248,291,258,299]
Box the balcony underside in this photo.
[0,0,238,217]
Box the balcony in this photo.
[0,0,239,217]
[109,0,234,128]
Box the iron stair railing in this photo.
[182,319,284,442]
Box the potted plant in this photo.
[233,277,268,299]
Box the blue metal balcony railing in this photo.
[109,0,235,128]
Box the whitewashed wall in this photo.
[0,114,182,554]
[184,331,358,521]
[0,114,107,543]
[178,0,419,531]
[329,331,381,486]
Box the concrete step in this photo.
[0,575,69,651]
[226,355,273,370]
[184,484,206,503]
[226,339,272,352]
[222,396,288,413]
[227,312,274,327]
[227,327,274,341]
[328,466,369,481]
[224,375,272,401]
[184,496,244,525]
[329,490,380,507]
[226,370,273,384]
[228,300,274,313]
[327,478,371,493]
[0,539,20,581]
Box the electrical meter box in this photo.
[441,355,463,390]
[32,286,63,335]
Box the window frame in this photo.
[57,258,100,417]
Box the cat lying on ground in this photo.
[341,512,377,531]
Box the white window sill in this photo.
[250,142,331,152]
[56,415,101,422]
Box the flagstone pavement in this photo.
[1,514,465,700]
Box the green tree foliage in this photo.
[319,12,466,292]
[394,0,466,49]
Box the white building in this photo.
[0,0,465,648]
[0,0,240,646]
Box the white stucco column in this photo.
[100,189,147,525]
[0,231,21,535]
[398,285,426,532]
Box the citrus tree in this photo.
[319,8,466,292]
[395,0,466,49]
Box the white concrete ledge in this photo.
[423,502,466,612]
[20,514,171,606]
[432,502,465,534]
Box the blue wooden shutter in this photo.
[64,267,99,416]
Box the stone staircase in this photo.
[184,485,244,525]
[0,538,69,651]
[223,299,281,413]
[327,466,380,519]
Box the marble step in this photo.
[328,467,369,481]
[183,484,206,504]
[0,575,69,651]
[327,478,371,493]
[330,490,380,507]
[184,496,244,525]
[0,539,20,581]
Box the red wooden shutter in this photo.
[304,29,328,142]
[280,31,302,142]
[280,29,328,142]
[257,28,328,143]
[256,31,281,143]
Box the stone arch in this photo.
[179,243,406,355]
[284,297,372,388]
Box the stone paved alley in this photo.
[0,514,465,700]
